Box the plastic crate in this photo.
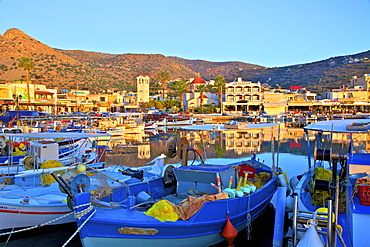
[358,185,370,206]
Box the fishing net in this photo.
[90,174,113,202]
[40,160,64,186]
[145,193,229,222]
[144,200,179,222]
[311,167,332,206]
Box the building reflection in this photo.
[105,124,370,167]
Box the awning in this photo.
[288,102,313,106]
[263,102,287,107]
[35,90,54,95]
[124,105,140,108]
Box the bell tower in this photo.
[137,75,150,103]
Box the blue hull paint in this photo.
[74,161,279,247]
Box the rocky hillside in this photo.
[59,50,199,86]
[0,28,369,94]
[251,51,370,92]
[0,28,109,92]
[168,56,264,80]
[170,51,370,93]
[0,29,198,93]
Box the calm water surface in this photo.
[0,125,358,247]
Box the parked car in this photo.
[259,111,268,115]
[71,112,87,116]
[39,112,51,116]
[58,112,70,116]
[102,112,117,117]
[0,111,39,126]
[88,112,102,117]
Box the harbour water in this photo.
[0,124,353,246]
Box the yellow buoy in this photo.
[77,163,87,173]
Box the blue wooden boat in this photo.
[73,137,283,247]
[289,119,370,247]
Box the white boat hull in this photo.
[0,204,73,230]
[0,185,72,230]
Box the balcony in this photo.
[34,98,56,104]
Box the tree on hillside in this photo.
[18,56,35,107]
[213,75,226,108]
[169,80,188,112]
[155,70,171,99]
[195,84,211,108]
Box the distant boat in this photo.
[144,113,197,126]
[144,120,158,129]
[224,120,248,129]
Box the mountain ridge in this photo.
[0,28,369,93]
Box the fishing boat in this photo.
[224,120,248,129]
[0,132,113,230]
[144,113,197,127]
[287,119,370,247]
[0,132,100,172]
[144,120,158,129]
[72,135,285,247]
[102,125,126,137]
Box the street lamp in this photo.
[12,94,22,111]
[92,100,97,112]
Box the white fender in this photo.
[285,194,295,213]
[296,225,324,247]
[273,186,287,247]
[278,173,291,196]
[289,176,300,191]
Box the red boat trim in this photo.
[0,209,71,214]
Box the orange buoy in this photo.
[222,216,238,247]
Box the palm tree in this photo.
[169,80,188,112]
[213,75,226,109]
[155,70,171,99]
[18,56,35,107]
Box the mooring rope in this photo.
[0,202,91,237]
[246,193,252,240]
[3,198,26,246]
[0,211,74,236]
[62,202,96,247]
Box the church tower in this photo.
[137,75,150,103]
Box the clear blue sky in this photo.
[1,0,369,68]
